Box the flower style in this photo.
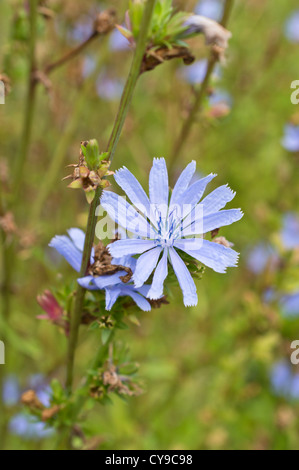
[49,228,151,311]
[101,158,243,307]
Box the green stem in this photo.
[65,0,157,393]
[169,0,234,179]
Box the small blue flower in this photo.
[194,0,224,22]
[82,55,97,78]
[280,292,299,318]
[101,158,243,307]
[281,213,299,249]
[2,375,20,407]
[209,89,232,107]
[49,228,152,311]
[109,28,130,51]
[285,10,299,43]
[96,74,124,101]
[281,124,299,152]
[178,59,221,85]
[271,360,299,400]
[246,243,278,274]
[68,17,93,44]
[9,413,54,440]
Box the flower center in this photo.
[154,207,180,247]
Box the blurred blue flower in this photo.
[178,59,222,85]
[68,17,93,43]
[285,10,299,43]
[209,89,232,107]
[280,292,299,318]
[2,375,20,407]
[109,28,130,51]
[281,124,299,152]
[82,55,97,78]
[28,374,51,407]
[50,228,152,311]
[9,414,54,440]
[96,73,124,101]
[281,213,299,249]
[194,0,223,22]
[271,360,299,400]
[246,243,278,274]
[101,158,243,307]
[2,373,51,408]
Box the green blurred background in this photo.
[1,0,299,450]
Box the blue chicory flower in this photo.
[101,158,243,307]
[109,28,130,51]
[49,228,152,311]
[96,73,124,101]
[209,89,232,107]
[280,292,299,318]
[2,375,20,407]
[194,0,224,22]
[285,10,299,43]
[9,413,54,440]
[246,243,278,274]
[281,124,299,152]
[281,213,299,249]
[271,360,299,400]
[178,59,222,85]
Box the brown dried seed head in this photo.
[21,390,44,410]
[94,8,117,35]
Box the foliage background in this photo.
[0,0,299,450]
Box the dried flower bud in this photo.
[42,405,60,422]
[21,390,44,410]
[93,8,117,35]
[141,46,195,74]
[213,236,234,248]
[0,212,17,235]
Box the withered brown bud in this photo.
[21,390,44,410]
[213,236,233,248]
[42,405,60,422]
[141,46,195,74]
[149,296,169,308]
[0,212,17,236]
[0,74,11,95]
[89,241,133,282]
[93,8,117,35]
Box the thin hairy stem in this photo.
[169,0,234,179]
[65,0,157,392]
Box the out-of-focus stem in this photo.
[169,0,234,179]
[0,3,38,447]
[30,52,108,225]
[44,32,98,75]
[65,0,157,393]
